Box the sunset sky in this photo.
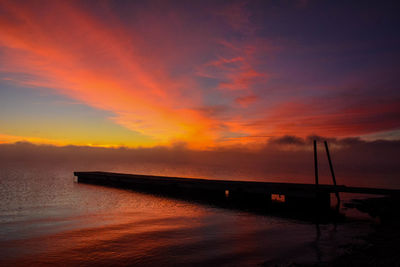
[1,0,399,148]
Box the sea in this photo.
[0,161,381,266]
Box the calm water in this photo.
[0,163,373,266]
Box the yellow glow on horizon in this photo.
[0,133,159,148]
[0,133,66,146]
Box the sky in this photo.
[1,0,399,148]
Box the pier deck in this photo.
[74,171,400,210]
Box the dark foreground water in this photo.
[0,163,375,266]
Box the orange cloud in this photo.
[0,0,222,147]
[240,97,400,138]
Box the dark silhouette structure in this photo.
[74,140,400,222]
[74,171,399,212]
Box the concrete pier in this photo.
[74,171,400,213]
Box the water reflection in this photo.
[0,164,372,266]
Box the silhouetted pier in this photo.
[74,171,400,211]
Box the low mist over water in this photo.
[1,136,399,188]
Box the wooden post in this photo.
[313,140,319,192]
[324,141,340,202]
[313,140,320,238]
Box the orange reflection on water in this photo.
[0,167,377,266]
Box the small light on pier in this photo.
[271,194,285,202]
[225,190,229,198]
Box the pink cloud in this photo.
[235,95,259,107]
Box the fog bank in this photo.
[1,136,399,188]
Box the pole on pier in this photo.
[313,140,321,240]
[324,141,340,203]
[313,140,319,194]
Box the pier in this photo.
[74,171,400,212]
